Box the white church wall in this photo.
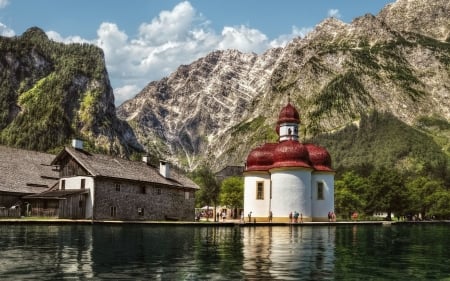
[311,173,334,221]
[270,169,312,220]
[243,173,271,221]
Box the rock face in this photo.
[117,0,450,171]
[0,27,142,155]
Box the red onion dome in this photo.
[277,103,300,125]
[304,143,333,172]
[272,140,311,168]
[245,143,277,171]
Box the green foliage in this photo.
[335,172,368,219]
[308,71,373,130]
[315,111,449,181]
[0,27,115,153]
[191,166,221,212]
[220,177,244,209]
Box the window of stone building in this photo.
[81,179,85,189]
[61,180,65,190]
[79,200,83,208]
[110,206,117,217]
[256,182,264,200]
[185,191,190,199]
[138,208,144,216]
[157,188,162,195]
[317,182,324,200]
[115,183,121,192]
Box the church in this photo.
[243,100,334,222]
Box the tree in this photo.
[220,177,244,218]
[191,165,221,221]
[334,171,368,219]
[366,166,408,220]
[406,176,443,219]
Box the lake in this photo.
[0,223,449,280]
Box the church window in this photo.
[115,183,121,192]
[61,180,65,190]
[256,182,264,200]
[81,178,85,189]
[317,182,324,200]
[138,207,144,216]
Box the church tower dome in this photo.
[277,101,300,142]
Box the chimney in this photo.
[72,139,83,150]
[159,160,170,178]
[142,156,150,164]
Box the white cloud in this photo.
[328,9,341,18]
[0,0,9,9]
[0,22,14,36]
[114,84,141,105]
[218,25,269,53]
[46,30,90,44]
[270,26,313,48]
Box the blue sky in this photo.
[0,0,395,105]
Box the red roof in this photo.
[272,140,311,169]
[245,143,277,171]
[304,143,333,172]
[277,103,300,125]
[245,102,333,173]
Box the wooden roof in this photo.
[24,189,88,199]
[52,147,199,190]
[0,145,59,194]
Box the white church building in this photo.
[243,101,334,222]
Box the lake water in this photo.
[0,223,449,280]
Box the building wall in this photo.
[60,176,94,219]
[243,172,271,222]
[271,168,312,222]
[311,173,335,221]
[93,178,196,221]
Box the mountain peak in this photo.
[377,0,450,41]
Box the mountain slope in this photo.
[117,0,449,174]
[0,27,142,155]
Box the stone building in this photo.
[243,101,335,222]
[26,140,199,221]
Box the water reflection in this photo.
[1,224,450,280]
[242,226,336,280]
[0,225,93,280]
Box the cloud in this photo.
[0,22,14,36]
[114,84,141,104]
[46,31,90,44]
[270,26,313,48]
[0,0,9,9]
[218,25,268,53]
[327,9,341,18]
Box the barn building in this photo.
[243,101,334,222]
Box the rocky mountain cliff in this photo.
[0,27,142,155]
[117,0,449,173]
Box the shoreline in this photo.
[0,218,449,227]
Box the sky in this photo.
[0,0,395,105]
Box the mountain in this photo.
[0,27,142,155]
[117,0,449,177]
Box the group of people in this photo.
[328,211,336,222]
[289,211,303,223]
